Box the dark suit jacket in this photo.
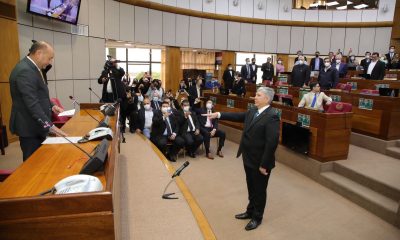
[135,108,157,131]
[291,64,311,87]
[197,108,218,131]
[150,100,162,110]
[360,58,371,70]
[310,57,323,71]
[188,85,203,108]
[385,53,396,69]
[318,67,339,89]
[261,63,274,80]
[364,60,386,80]
[222,69,235,90]
[9,57,54,138]
[220,107,280,170]
[177,110,200,135]
[150,111,179,140]
[332,62,348,78]
[240,64,251,80]
[98,67,126,102]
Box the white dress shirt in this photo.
[367,61,377,75]
[187,114,196,132]
[144,110,153,129]
[205,110,213,128]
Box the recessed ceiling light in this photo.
[354,4,368,9]
[326,1,339,6]
[337,5,347,10]
[309,3,319,7]
[124,43,132,46]
[347,1,353,4]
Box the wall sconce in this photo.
[233,0,239,7]
[283,4,289,12]
[257,1,264,10]
[206,0,213,3]
[382,4,388,13]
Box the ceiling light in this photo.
[124,43,132,46]
[347,1,353,4]
[354,4,368,9]
[309,3,319,7]
[326,1,339,6]
[337,5,347,10]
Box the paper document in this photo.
[42,137,82,144]
[58,109,75,117]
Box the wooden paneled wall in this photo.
[0,0,18,143]
[163,47,182,93]
[391,0,400,50]
[216,51,235,83]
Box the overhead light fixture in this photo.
[124,43,132,46]
[337,5,347,10]
[354,4,368,9]
[347,1,353,4]
[326,1,339,6]
[309,3,319,7]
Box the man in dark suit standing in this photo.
[178,100,203,158]
[360,51,371,71]
[188,78,203,109]
[250,58,258,83]
[240,58,252,82]
[310,51,323,72]
[364,52,386,80]
[385,46,396,69]
[9,41,67,161]
[291,55,311,87]
[203,87,280,231]
[223,64,235,92]
[261,57,274,82]
[198,100,225,159]
[318,58,339,90]
[150,101,185,162]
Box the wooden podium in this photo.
[0,104,119,240]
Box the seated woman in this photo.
[298,82,332,111]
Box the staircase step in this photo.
[320,171,398,226]
[396,140,400,147]
[333,162,400,201]
[386,147,400,160]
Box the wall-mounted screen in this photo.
[27,0,81,25]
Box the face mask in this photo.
[366,55,370,59]
[228,67,232,70]
[153,97,158,101]
[315,54,319,57]
[390,49,395,53]
[252,61,256,64]
[277,61,282,64]
[183,106,190,112]
[138,95,144,102]
[350,56,355,60]
[144,104,150,110]
[167,107,172,113]
[324,62,331,67]
[206,103,213,109]
[246,61,250,64]
[298,60,304,65]
[161,107,168,113]
[336,59,341,64]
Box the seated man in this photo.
[298,82,332,111]
[150,101,185,162]
[135,97,155,139]
[178,100,203,158]
[198,100,226,159]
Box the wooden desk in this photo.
[0,104,119,240]
[338,78,400,90]
[264,86,400,140]
[204,93,352,162]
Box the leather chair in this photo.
[50,98,71,128]
[325,102,352,113]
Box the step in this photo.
[320,171,399,227]
[333,162,400,201]
[397,140,400,147]
[386,147,400,160]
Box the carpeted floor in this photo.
[170,139,400,240]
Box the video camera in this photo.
[104,55,120,71]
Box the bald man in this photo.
[9,41,66,161]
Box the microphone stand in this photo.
[162,178,178,200]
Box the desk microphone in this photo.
[102,98,121,116]
[162,161,190,200]
[88,87,102,102]
[69,96,109,128]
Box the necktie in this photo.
[188,115,194,132]
[165,118,172,136]
[38,70,46,85]
[251,111,259,124]
[247,65,250,78]
[155,101,159,110]
[311,93,318,108]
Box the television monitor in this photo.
[379,88,399,97]
[281,97,293,106]
[27,0,82,25]
[281,122,310,155]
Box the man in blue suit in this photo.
[332,54,348,78]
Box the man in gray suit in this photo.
[9,41,66,161]
[203,87,280,231]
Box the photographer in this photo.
[98,56,125,103]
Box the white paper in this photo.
[58,109,75,117]
[42,137,82,144]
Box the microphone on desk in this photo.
[101,98,121,116]
[69,96,109,128]
[162,161,190,200]
[88,87,103,102]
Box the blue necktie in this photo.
[311,93,318,108]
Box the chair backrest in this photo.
[336,83,352,92]
[326,102,352,113]
[51,98,70,122]
[360,89,379,96]
[275,81,288,86]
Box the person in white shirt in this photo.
[178,100,203,158]
[135,97,154,139]
[298,82,332,111]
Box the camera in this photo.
[104,55,120,71]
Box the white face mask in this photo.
[277,61,282,64]
[246,61,250,64]
[228,67,232,70]
[336,59,341,64]
[350,56,355,60]
[144,104,151,110]
[298,60,304,65]
[167,107,172,113]
[206,103,213,109]
[138,95,144,102]
[324,62,331,67]
[161,107,168,113]
[183,106,190,112]
[390,49,395,53]
[366,55,370,59]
